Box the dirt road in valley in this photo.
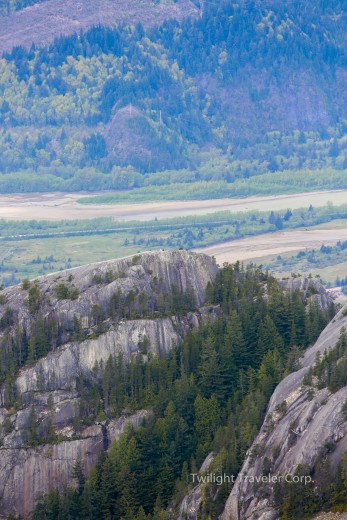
[0,190,347,221]
[194,227,347,265]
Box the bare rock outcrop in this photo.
[0,250,217,518]
[279,276,333,309]
[0,410,150,519]
[221,305,347,520]
[0,249,217,329]
[178,452,216,520]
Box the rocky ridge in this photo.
[221,304,347,520]
[179,277,346,520]
[0,250,217,518]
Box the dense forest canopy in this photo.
[27,263,340,519]
[0,0,346,188]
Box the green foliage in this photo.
[72,459,85,494]
[0,306,14,330]
[27,406,39,446]
[22,279,30,290]
[78,170,347,205]
[194,394,221,454]
[31,263,332,519]
[274,451,347,519]
[28,284,40,314]
[275,400,287,417]
[0,1,345,184]
[132,255,141,265]
[332,452,347,512]
[343,399,347,420]
[267,238,347,275]
[303,328,347,393]
[28,316,51,362]
[55,283,79,300]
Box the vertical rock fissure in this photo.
[101,422,109,451]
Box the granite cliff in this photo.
[221,302,347,520]
[176,277,344,520]
[1,250,345,520]
[0,250,217,518]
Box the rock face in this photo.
[279,276,333,310]
[179,452,216,520]
[221,305,347,520]
[0,410,150,520]
[0,250,217,518]
[0,249,216,327]
[13,315,204,399]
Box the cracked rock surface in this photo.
[0,251,217,518]
[221,305,347,520]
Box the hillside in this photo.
[0,250,217,518]
[222,302,347,520]
[1,251,344,519]
[0,0,198,53]
[0,0,345,190]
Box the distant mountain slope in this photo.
[0,0,49,15]
[0,0,346,186]
[0,0,198,53]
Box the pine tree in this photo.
[257,315,284,364]
[28,406,39,445]
[331,452,347,510]
[28,317,49,362]
[72,458,85,494]
[194,394,221,455]
[221,310,249,374]
[198,333,224,399]
[134,506,150,520]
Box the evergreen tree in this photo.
[198,332,224,399]
[257,315,284,364]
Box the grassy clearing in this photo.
[0,234,148,285]
[268,261,347,284]
[310,219,347,230]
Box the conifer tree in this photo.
[198,333,224,398]
[257,315,284,364]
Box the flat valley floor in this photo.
[1,189,347,221]
[1,189,347,283]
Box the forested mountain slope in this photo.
[0,0,198,52]
[0,250,217,518]
[0,0,346,188]
[222,303,347,520]
[0,250,341,519]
